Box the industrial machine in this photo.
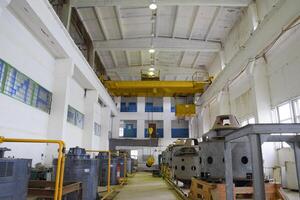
[117,155,125,178]
[161,115,252,186]
[127,157,133,174]
[0,147,32,200]
[199,115,252,182]
[172,139,200,186]
[96,152,118,186]
[162,140,185,167]
[53,147,99,200]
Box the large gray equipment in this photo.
[199,115,252,182]
[0,147,32,200]
[162,140,185,167]
[117,156,125,177]
[96,152,118,186]
[172,139,200,186]
[53,147,99,200]
[198,140,252,181]
[127,158,133,174]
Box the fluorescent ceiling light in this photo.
[148,48,155,53]
[149,3,157,10]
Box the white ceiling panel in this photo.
[191,6,218,40]
[157,6,176,37]
[158,51,181,67]
[114,50,128,67]
[180,52,198,67]
[98,51,115,68]
[78,8,105,40]
[129,51,142,66]
[95,7,122,40]
[76,2,246,80]
[207,7,241,41]
[174,6,197,38]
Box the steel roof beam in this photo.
[71,0,251,8]
[94,37,221,52]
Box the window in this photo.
[0,58,52,113]
[293,99,300,123]
[272,99,300,148]
[119,127,124,137]
[94,122,101,136]
[67,105,84,129]
[278,102,293,123]
[130,150,138,159]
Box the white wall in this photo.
[0,0,117,165]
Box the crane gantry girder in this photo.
[104,80,211,97]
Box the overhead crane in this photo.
[104,80,212,97]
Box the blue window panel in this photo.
[144,128,164,138]
[145,103,153,112]
[152,106,163,112]
[121,102,137,112]
[34,86,52,113]
[3,67,35,105]
[128,102,137,112]
[171,128,189,138]
[75,111,84,129]
[0,59,4,88]
[67,106,76,124]
[0,58,52,114]
[94,122,101,136]
[171,106,175,112]
[157,128,164,138]
[67,105,84,129]
[120,102,127,112]
[124,124,137,138]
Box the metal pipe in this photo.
[0,136,65,200]
[86,150,111,192]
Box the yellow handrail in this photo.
[0,136,65,200]
[86,150,111,193]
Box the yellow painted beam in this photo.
[104,81,210,97]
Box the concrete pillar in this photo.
[99,106,111,150]
[45,58,74,164]
[137,97,145,112]
[251,58,272,123]
[163,97,171,112]
[112,116,120,138]
[82,90,98,149]
[164,118,172,139]
[137,119,145,139]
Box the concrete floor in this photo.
[114,172,181,200]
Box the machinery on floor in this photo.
[161,115,253,187]
[53,146,99,200]
[198,115,252,182]
[0,147,32,200]
[160,115,300,199]
[172,139,200,187]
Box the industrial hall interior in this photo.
[1,0,300,200]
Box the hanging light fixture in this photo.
[149,67,155,71]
